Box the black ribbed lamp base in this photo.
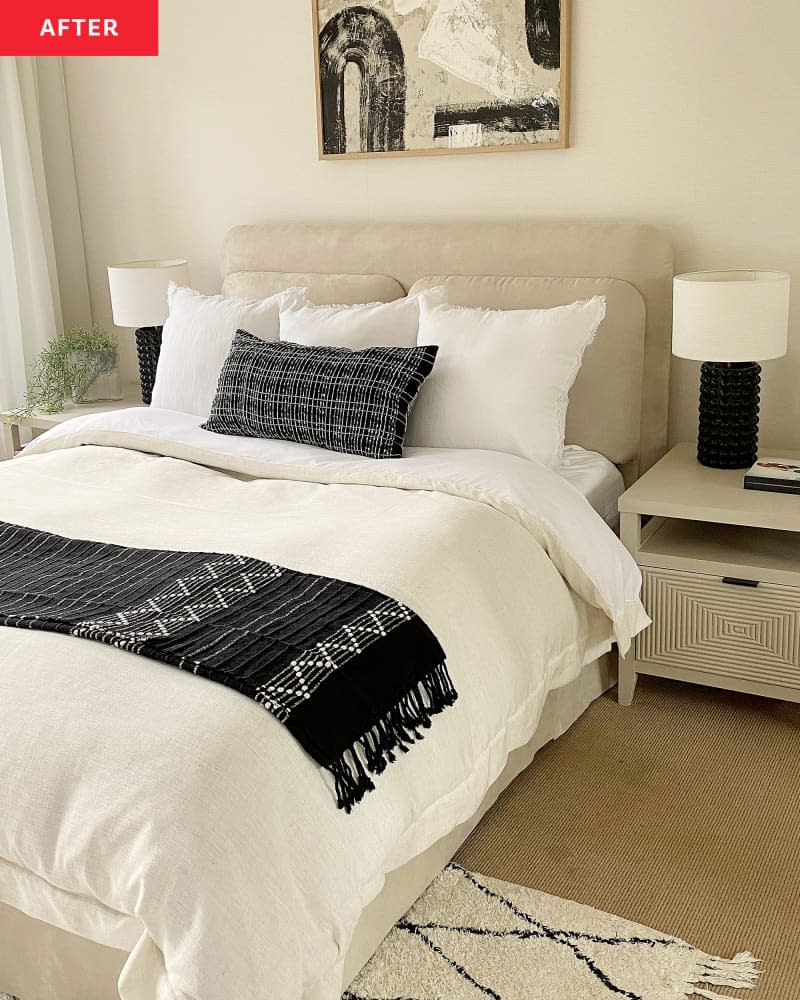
[135,326,163,405]
[697,361,760,469]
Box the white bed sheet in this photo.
[0,655,616,1000]
[559,444,625,529]
[0,411,648,1000]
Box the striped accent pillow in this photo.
[202,331,438,459]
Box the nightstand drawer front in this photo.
[637,567,800,688]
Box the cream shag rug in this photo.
[344,864,761,1000]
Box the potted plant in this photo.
[12,325,121,417]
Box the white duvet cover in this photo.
[0,409,648,1000]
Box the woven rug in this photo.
[344,863,761,1000]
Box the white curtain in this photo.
[0,57,80,412]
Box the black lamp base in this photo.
[697,361,760,469]
[135,326,163,405]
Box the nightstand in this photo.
[1,393,143,460]
[618,442,800,706]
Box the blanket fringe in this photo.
[686,951,761,998]
[328,661,457,812]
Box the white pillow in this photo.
[151,284,302,417]
[279,288,445,349]
[407,295,607,468]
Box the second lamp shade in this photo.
[107,259,190,328]
[672,270,790,362]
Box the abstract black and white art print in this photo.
[313,0,568,158]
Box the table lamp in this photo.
[672,270,790,469]
[107,259,189,403]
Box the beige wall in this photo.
[58,0,800,449]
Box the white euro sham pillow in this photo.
[279,288,446,349]
[151,283,304,417]
[407,295,607,468]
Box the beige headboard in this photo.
[221,221,673,480]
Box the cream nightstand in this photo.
[1,393,142,460]
[618,442,800,706]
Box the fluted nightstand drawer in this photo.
[636,567,800,689]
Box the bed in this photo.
[0,220,673,1000]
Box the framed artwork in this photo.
[312,0,569,159]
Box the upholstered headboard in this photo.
[221,222,673,481]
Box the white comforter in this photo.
[0,409,648,1000]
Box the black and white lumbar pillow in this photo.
[202,330,438,459]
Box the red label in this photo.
[1,1,158,55]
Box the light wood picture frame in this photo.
[312,0,570,160]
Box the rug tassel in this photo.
[686,952,761,998]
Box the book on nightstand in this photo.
[744,457,800,494]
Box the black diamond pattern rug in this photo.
[343,864,761,1000]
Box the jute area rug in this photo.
[344,863,760,1000]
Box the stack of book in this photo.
[744,457,800,495]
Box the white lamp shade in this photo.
[107,259,189,328]
[672,270,790,362]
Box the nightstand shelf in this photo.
[1,393,142,459]
[640,518,800,588]
[618,443,800,706]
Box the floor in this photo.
[456,676,800,999]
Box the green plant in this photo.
[11,325,118,417]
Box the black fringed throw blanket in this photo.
[0,521,455,811]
